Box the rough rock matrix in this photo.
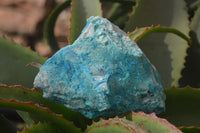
[34,16,166,119]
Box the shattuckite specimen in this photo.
[34,16,166,119]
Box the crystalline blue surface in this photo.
[34,16,166,119]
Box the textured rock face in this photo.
[34,16,166,119]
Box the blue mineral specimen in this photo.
[34,16,166,119]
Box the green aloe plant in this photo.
[1,0,200,132]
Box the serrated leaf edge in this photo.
[0,85,41,93]
[130,111,182,133]
[0,98,81,133]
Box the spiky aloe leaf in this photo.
[44,0,71,53]
[0,114,17,133]
[85,112,181,133]
[85,117,148,133]
[0,37,46,88]
[159,87,200,126]
[70,0,102,44]
[130,112,181,133]
[0,85,91,130]
[124,0,190,88]
[0,99,81,133]
[179,32,200,87]
[128,25,191,44]
[179,126,200,133]
[179,6,200,87]
[18,122,63,133]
